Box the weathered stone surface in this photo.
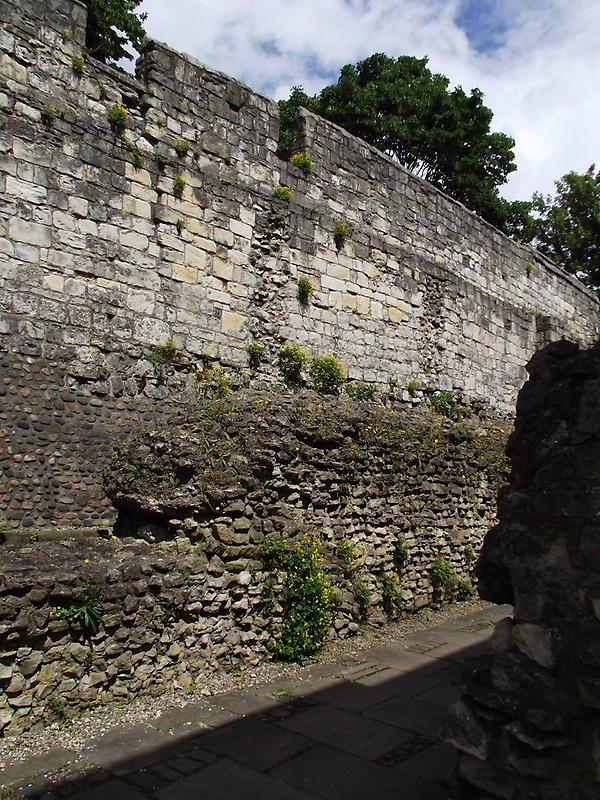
[0,0,597,531]
[447,340,600,799]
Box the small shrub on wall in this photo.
[310,355,346,393]
[290,151,313,175]
[279,342,308,385]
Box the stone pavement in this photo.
[1,605,511,800]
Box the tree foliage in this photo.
[84,0,147,65]
[278,54,523,231]
[532,165,600,292]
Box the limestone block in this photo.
[213,258,233,281]
[8,218,51,247]
[0,53,27,84]
[172,264,198,284]
[220,309,244,334]
[122,196,151,219]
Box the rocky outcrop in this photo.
[444,340,600,799]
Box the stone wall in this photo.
[0,391,508,737]
[444,340,600,799]
[0,0,597,530]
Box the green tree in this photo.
[278,54,518,229]
[84,0,147,65]
[532,165,600,292]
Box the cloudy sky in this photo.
[139,0,599,201]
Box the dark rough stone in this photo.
[447,340,600,799]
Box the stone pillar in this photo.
[444,339,600,800]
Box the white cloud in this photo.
[139,0,599,200]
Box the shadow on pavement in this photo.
[3,605,509,800]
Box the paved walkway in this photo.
[2,605,511,800]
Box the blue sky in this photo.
[139,0,599,201]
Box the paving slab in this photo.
[269,743,451,800]
[363,695,447,737]
[156,757,317,800]
[197,717,313,770]
[310,679,393,712]
[280,703,413,760]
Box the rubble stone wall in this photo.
[0,392,508,737]
[0,0,597,530]
[444,340,600,800]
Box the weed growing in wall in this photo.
[380,572,403,617]
[46,695,67,721]
[394,534,409,566]
[71,52,85,74]
[297,275,315,304]
[259,534,335,662]
[175,217,186,235]
[41,105,58,127]
[98,83,108,100]
[279,342,308,385]
[131,147,143,169]
[172,173,186,198]
[52,596,102,634]
[107,103,128,134]
[344,383,377,400]
[431,555,458,600]
[429,390,470,419]
[174,138,189,157]
[273,185,293,202]
[456,578,473,600]
[290,151,313,175]
[334,221,352,251]
[406,378,420,396]
[247,342,266,369]
[195,365,231,399]
[310,355,346,394]
[149,337,176,370]
[337,538,371,619]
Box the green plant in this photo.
[344,383,377,400]
[279,342,308,385]
[98,82,108,100]
[289,151,313,175]
[394,534,408,565]
[174,138,189,157]
[175,217,186,234]
[310,354,346,394]
[126,463,140,482]
[85,0,146,66]
[380,572,403,617]
[29,530,40,543]
[334,221,352,250]
[456,578,473,600]
[525,260,535,277]
[47,695,67,720]
[149,337,176,370]
[71,52,85,74]
[297,275,315,304]
[272,185,293,202]
[464,543,477,564]
[429,389,471,419]
[195,365,231,399]
[172,173,186,198]
[0,787,23,799]
[41,105,58,127]
[247,341,266,369]
[337,538,359,575]
[107,103,129,134]
[406,378,420,396]
[352,575,371,617]
[431,556,458,594]
[52,596,102,634]
[259,534,335,662]
[131,147,143,168]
